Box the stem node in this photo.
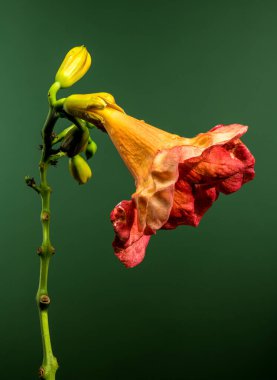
[41,211,50,221]
[40,295,51,310]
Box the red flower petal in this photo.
[163,139,255,229]
[163,181,219,228]
[110,200,152,268]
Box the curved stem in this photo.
[37,108,59,379]
[48,82,61,107]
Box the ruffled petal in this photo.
[131,124,252,231]
[163,139,255,229]
[110,200,152,268]
[163,181,219,228]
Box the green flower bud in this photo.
[55,46,91,88]
[85,138,97,160]
[61,125,89,158]
[69,155,92,185]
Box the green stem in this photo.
[48,82,61,107]
[51,125,75,146]
[37,108,59,379]
[42,108,58,162]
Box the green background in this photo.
[1,0,276,379]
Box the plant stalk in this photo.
[36,107,59,379]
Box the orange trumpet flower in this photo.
[64,94,255,268]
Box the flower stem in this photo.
[36,107,59,379]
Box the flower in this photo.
[55,46,91,88]
[64,94,255,268]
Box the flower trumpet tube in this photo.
[64,94,255,268]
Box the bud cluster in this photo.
[49,45,100,185]
[40,45,123,186]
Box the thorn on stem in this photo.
[38,367,45,378]
[40,295,51,304]
[25,176,36,187]
[41,211,50,221]
[49,159,58,167]
[25,176,41,194]
[51,132,57,141]
[40,295,51,310]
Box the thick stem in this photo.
[37,108,59,379]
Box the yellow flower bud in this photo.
[64,94,107,112]
[63,93,125,117]
[69,155,92,185]
[55,46,91,88]
[63,93,125,132]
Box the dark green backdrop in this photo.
[1,1,275,379]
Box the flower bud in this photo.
[55,46,91,88]
[94,92,116,105]
[64,94,107,113]
[85,138,97,160]
[63,93,124,118]
[69,155,92,185]
[61,125,89,157]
